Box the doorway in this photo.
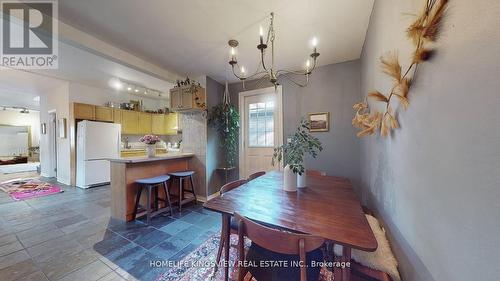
[238,86,283,178]
[48,111,57,178]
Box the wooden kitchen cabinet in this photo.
[151,114,165,135]
[95,106,113,122]
[121,110,139,134]
[113,109,122,124]
[73,103,95,120]
[170,85,206,111]
[138,112,152,135]
[165,113,178,135]
[170,89,182,110]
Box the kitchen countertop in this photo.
[109,152,194,163]
[120,148,168,151]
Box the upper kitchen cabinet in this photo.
[113,108,122,124]
[95,106,114,122]
[121,110,139,134]
[73,103,95,120]
[165,113,178,135]
[151,114,165,135]
[138,112,152,134]
[170,85,206,111]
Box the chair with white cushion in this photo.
[332,211,401,281]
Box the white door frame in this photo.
[238,86,283,178]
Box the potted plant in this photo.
[208,103,240,168]
[140,135,160,158]
[272,119,323,190]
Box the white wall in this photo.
[359,1,500,280]
[39,82,71,184]
[69,82,169,111]
[0,109,40,147]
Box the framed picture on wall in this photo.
[308,112,330,132]
[58,118,67,138]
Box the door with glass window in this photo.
[242,91,281,178]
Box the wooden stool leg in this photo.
[146,185,152,225]
[133,185,143,220]
[163,181,173,216]
[179,177,183,212]
[155,185,159,211]
[189,175,197,204]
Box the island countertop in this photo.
[108,152,194,164]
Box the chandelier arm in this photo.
[276,69,309,76]
[261,50,268,71]
[310,57,318,71]
[245,70,268,81]
[231,64,246,80]
[279,73,309,87]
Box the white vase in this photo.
[283,165,297,192]
[297,173,307,188]
[146,144,156,158]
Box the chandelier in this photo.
[228,12,320,88]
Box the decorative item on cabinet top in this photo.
[72,102,179,136]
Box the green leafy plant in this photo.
[272,119,323,175]
[208,104,240,167]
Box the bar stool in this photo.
[168,171,197,212]
[133,175,173,225]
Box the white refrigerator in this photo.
[76,120,121,188]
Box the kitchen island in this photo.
[109,152,194,221]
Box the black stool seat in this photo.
[169,170,197,212]
[133,175,173,225]
[169,171,194,177]
[136,175,170,185]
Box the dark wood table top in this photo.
[203,171,377,251]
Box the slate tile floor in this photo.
[0,177,221,281]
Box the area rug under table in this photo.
[0,178,63,201]
[156,234,334,281]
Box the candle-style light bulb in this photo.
[230,47,236,61]
[306,59,311,72]
[312,37,318,54]
[259,26,264,44]
[240,66,246,76]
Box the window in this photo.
[248,101,274,147]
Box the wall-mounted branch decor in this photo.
[352,0,448,137]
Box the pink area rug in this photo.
[0,178,63,201]
[156,234,334,281]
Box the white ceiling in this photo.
[58,0,374,82]
[0,70,64,110]
[33,39,174,98]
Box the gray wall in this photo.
[229,61,363,185]
[359,1,500,281]
[206,76,224,195]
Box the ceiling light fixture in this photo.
[228,12,320,88]
[108,77,123,90]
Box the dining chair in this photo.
[329,207,399,281]
[215,179,248,271]
[247,171,266,181]
[234,212,325,281]
[306,170,327,177]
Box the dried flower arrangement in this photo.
[352,0,448,137]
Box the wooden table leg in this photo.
[342,246,352,281]
[222,213,231,281]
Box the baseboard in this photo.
[195,191,220,203]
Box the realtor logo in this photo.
[1,0,58,69]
